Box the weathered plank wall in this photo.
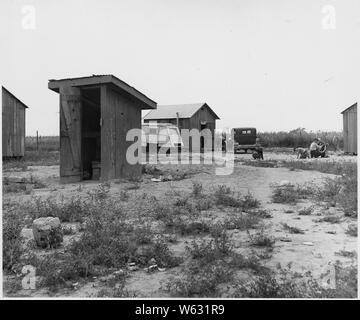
[101,86,142,180]
[2,88,26,157]
[189,106,217,150]
[343,104,357,154]
[59,86,82,183]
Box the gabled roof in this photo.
[2,86,29,108]
[341,102,357,114]
[48,74,156,109]
[144,103,220,120]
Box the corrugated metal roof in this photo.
[341,102,357,114]
[144,103,219,120]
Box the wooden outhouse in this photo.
[2,86,28,158]
[48,75,156,183]
[341,102,357,154]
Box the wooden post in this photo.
[36,130,39,151]
[176,112,179,128]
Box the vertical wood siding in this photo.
[343,104,357,154]
[2,88,26,157]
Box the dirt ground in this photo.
[2,151,357,297]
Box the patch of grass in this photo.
[280,160,352,175]
[317,177,342,206]
[335,250,357,259]
[316,216,342,224]
[173,196,189,207]
[166,261,233,297]
[337,165,357,217]
[26,252,93,291]
[253,209,272,219]
[127,174,142,183]
[272,183,317,204]
[249,230,275,247]
[87,183,111,201]
[191,181,203,198]
[271,185,297,204]
[3,175,46,194]
[177,221,211,236]
[151,201,174,221]
[29,174,47,189]
[345,224,357,237]
[119,190,129,201]
[240,192,261,210]
[213,185,238,207]
[195,197,214,211]
[233,270,300,298]
[132,240,182,268]
[232,260,357,298]
[213,186,260,210]
[224,213,260,231]
[188,227,233,263]
[30,196,90,223]
[298,207,313,216]
[132,224,154,245]
[3,183,27,194]
[2,159,28,171]
[97,282,136,298]
[239,160,278,168]
[282,223,304,234]
[125,183,141,190]
[142,164,163,175]
[228,252,266,273]
[3,211,24,272]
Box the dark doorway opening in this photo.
[200,123,207,151]
[81,88,101,180]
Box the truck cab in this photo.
[232,127,258,153]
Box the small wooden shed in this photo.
[143,103,219,150]
[341,103,357,155]
[2,86,28,158]
[48,75,156,183]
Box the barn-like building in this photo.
[48,75,157,183]
[341,102,357,155]
[2,86,29,158]
[143,103,219,150]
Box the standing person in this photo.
[253,137,264,160]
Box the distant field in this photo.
[25,136,59,152]
[24,130,344,152]
[258,130,343,150]
[1,132,345,170]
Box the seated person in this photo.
[310,138,326,158]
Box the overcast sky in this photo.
[1,0,359,136]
